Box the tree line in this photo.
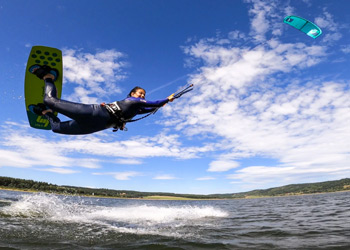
[1,176,350,199]
[0,176,210,199]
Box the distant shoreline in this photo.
[0,187,218,200]
[1,186,350,201]
[2,176,350,200]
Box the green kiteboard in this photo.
[24,46,63,130]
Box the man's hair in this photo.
[128,86,146,97]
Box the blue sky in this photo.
[1,0,350,194]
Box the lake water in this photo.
[0,190,350,249]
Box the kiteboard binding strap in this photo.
[28,103,50,116]
[29,64,59,81]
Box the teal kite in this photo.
[284,15,322,39]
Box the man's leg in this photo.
[43,78,95,122]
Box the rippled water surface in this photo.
[1,190,350,249]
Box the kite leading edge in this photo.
[284,15,322,39]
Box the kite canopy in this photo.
[284,15,322,39]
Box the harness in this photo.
[101,101,127,132]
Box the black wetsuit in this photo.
[43,78,169,135]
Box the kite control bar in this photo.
[126,84,194,124]
[173,84,194,99]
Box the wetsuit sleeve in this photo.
[138,98,169,107]
[137,98,169,114]
[118,97,170,120]
[138,107,158,114]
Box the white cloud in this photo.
[315,11,337,31]
[228,30,247,41]
[93,171,141,180]
[36,168,79,174]
[315,10,343,43]
[341,45,350,54]
[62,48,127,103]
[196,176,216,181]
[245,0,287,41]
[0,122,101,169]
[153,174,177,180]
[115,159,143,165]
[113,171,141,180]
[0,122,213,173]
[54,132,209,160]
[227,160,350,191]
[208,160,239,172]
[172,1,350,189]
[0,149,34,168]
[247,0,274,41]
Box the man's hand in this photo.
[167,94,175,102]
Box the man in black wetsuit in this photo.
[29,65,175,135]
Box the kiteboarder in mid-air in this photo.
[28,65,192,135]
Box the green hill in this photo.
[219,178,350,199]
[1,176,350,199]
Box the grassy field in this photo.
[142,196,198,200]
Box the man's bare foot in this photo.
[28,103,52,116]
[29,64,58,81]
[32,67,54,81]
[43,74,55,81]
[42,109,53,115]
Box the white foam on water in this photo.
[1,193,228,237]
[86,204,229,237]
[1,192,85,218]
[88,204,228,223]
